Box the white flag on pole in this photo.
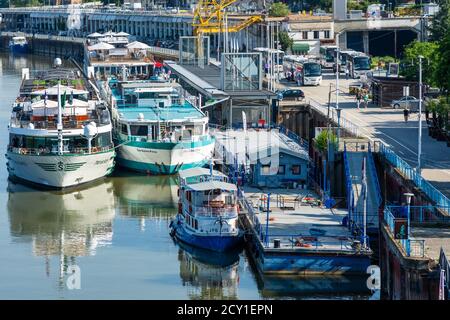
[439,269,446,300]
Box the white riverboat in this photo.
[106,79,215,174]
[170,167,243,252]
[6,67,116,188]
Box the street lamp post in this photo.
[335,33,340,112]
[417,55,423,175]
[336,107,342,147]
[404,192,414,239]
[265,192,271,247]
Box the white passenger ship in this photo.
[6,66,116,188]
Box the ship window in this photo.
[292,165,301,175]
[261,165,270,175]
[194,219,198,230]
[121,124,128,135]
[278,165,285,175]
[194,124,203,135]
[95,132,112,148]
[130,125,148,136]
[225,195,234,205]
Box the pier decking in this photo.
[240,187,372,276]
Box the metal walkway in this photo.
[344,142,382,234]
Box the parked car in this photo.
[277,89,305,101]
[390,96,420,111]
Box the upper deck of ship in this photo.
[107,79,206,123]
[85,32,154,68]
[11,68,110,132]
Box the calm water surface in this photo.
[0,53,371,299]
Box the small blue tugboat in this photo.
[170,167,243,252]
[9,36,28,54]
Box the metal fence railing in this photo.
[275,124,309,150]
[308,98,360,138]
[387,205,450,224]
[383,207,425,258]
[368,142,382,207]
[343,144,356,232]
[439,248,450,300]
[376,141,450,214]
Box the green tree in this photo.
[428,0,450,41]
[279,31,293,52]
[435,30,450,95]
[400,41,439,87]
[307,0,332,12]
[269,2,290,17]
[315,130,337,153]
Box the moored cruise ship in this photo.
[6,66,116,188]
[106,79,215,174]
[85,31,214,174]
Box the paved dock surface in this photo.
[243,187,365,252]
[278,70,450,199]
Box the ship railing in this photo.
[7,145,114,156]
[383,207,425,258]
[190,205,237,218]
[114,98,193,109]
[127,134,212,144]
[258,233,368,252]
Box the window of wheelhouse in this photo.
[93,132,112,148]
[121,123,128,135]
[130,125,148,136]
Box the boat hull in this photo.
[171,218,243,253]
[6,150,115,188]
[9,44,28,54]
[116,138,215,174]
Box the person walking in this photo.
[403,108,410,123]
[363,91,369,109]
[356,90,361,110]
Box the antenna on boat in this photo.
[209,158,214,177]
[57,81,64,156]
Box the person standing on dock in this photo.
[404,108,410,123]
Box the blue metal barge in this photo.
[239,188,373,276]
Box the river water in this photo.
[0,53,372,300]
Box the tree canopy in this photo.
[428,0,450,41]
[278,31,293,52]
[401,41,439,87]
[268,2,290,17]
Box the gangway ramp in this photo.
[345,143,381,234]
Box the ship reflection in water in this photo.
[112,172,178,231]
[7,179,116,287]
[6,174,372,299]
[255,274,372,299]
[177,240,241,300]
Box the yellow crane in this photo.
[192,0,262,35]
